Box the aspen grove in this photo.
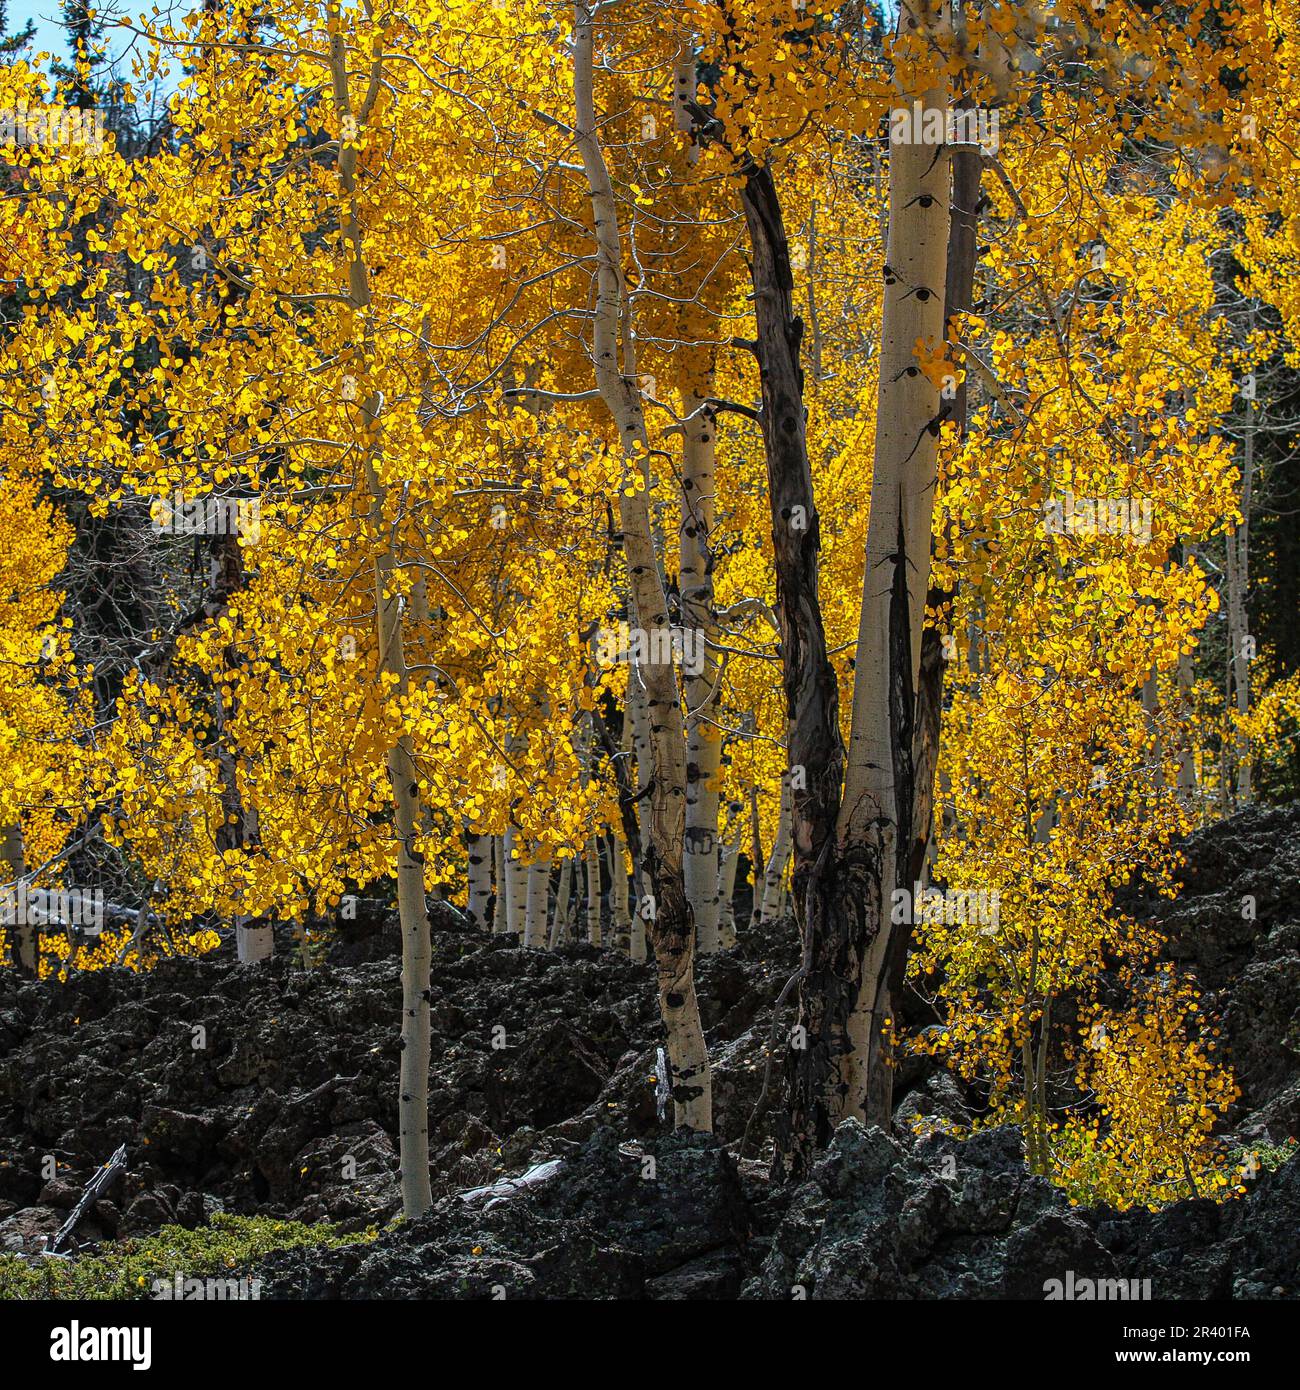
[2,0,1300,1237]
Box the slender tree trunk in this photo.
[1176,633,1198,804]
[1219,728,1232,817]
[628,679,653,965]
[611,831,632,951]
[1228,391,1255,805]
[575,709,603,948]
[467,830,492,929]
[573,2,710,1128]
[328,16,431,1216]
[840,21,950,1125]
[360,444,432,1217]
[524,856,551,949]
[758,774,793,924]
[614,711,645,950]
[550,858,572,949]
[631,871,649,962]
[679,373,723,952]
[717,817,742,948]
[369,564,433,1219]
[503,826,528,941]
[2,823,34,976]
[748,781,764,890]
[584,835,603,945]
[675,68,722,958]
[857,67,975,1125]
[614,713,647,961]
[628,657,654,806]
[491,833,507,932]
[216,707,271,964]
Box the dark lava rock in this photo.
[743,1119,1299,1300]
[1123,801,1300,1141]
[256,1128,751,1300]
[0,803,1296,1298]
[248,1117,1298,1301]
[0,906,797,1242]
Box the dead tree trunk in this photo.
[739,161,862,1174]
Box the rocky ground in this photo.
[0,803,1296,1298]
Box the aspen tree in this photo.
[721,97,897,1163]
[491,834,507,933]
[680,382,724,952]
[877,78,985,1116]
[716,819,743,948]
[550,858,573,948]
[757,774,793,925]
[571,0,710,1129]
[524,857,551,949]
[584,835,603,946]
[503,826,528,940]
[1,825,33,975]
[467,831,492,929]
[610,832,633,952]
[326,4,431,1217]
[836,0,951,1127]
[1226,391,1256,806]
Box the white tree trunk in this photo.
[236,917,273,963]
[467,830,492,929]
[328,26,431,1216]
[679,383,723,952]
[573,2,710,1129]
[584,835,603,945]
[838,3,950,1122]
[758,775,793,924]
[523,855,550,949]
[610,832,632,951]
[628,657,653,805]
[503,826,528,941]
[361,455,432,1219]
[716,819,742,948]
[625,676,652,965]
[1,823,34,975]
[630,873,648,962]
